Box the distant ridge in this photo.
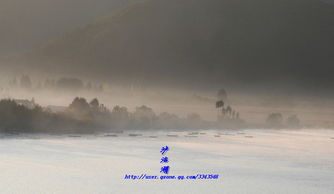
[12,0,334,89]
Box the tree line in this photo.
[7,75,103,92]
[0,97,211,134]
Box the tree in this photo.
[111,106,130,129]
[44,78,56,88]
[56,77,84,90]
[286,115,300,127]
[0,99,44,132]
[9,77,17,87]
[217,88,228,101]
[133,105,156,129]
[226,106,232,117]
[89,98,99,108]
[20,75,32,89]
[112,106,129,120]
[69,97,90,111]
[266,113,283,127]
[86,82,92,90]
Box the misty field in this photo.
[0,129,333,194]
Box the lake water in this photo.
[0,129,333,194]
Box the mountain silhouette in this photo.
[13,0,334,90]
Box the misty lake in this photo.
[0,129,333,194]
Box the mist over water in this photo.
[0,129,333,194]
[0,1,333,193]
